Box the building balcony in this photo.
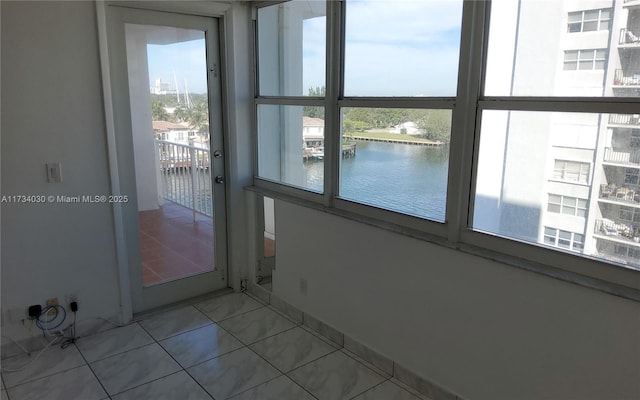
[619,28,640,46]
[602,147,640,167]
[613,69,640,87]
[608,113,640,127]
[599,183,640,205]
[594,218,640,246]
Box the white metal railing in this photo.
[603,147,640,165]
[609,113,640,126]
[155,139,212,219]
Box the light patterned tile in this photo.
[1,337,50,361]
[1,342,85,388]
[138,306,211,340]
[188,347,280,399]
[159,323,243,368]
[352,380,428,400]
[111,371,212,400]
[228,375,315,400]
[195,293,264,322]
[90,343,180,396]
[250,327,336,372]
[218,307,297,344]
[6,365,106,400]
[76,323,153,362]
[289,351,386,400]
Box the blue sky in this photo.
[147,38,208,94]
[304,0,463,96]
[147,0,463,96]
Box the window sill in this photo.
[246,184,640,304]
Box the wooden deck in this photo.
[351,136,443,146]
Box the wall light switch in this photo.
[46,163,62,183]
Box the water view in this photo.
[304,141,450,221]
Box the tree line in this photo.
[152,87,452,141]
[151,93,209,134]
[303,86,451,141]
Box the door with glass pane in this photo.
[106,6,228,312]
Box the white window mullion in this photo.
[448,0,490,243]
[323,0,343,207]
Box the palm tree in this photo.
[151,99,169,121]
[186,100,209,134]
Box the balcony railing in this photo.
[619,28,640,45]
[609,114,640,126]
[599,183,640,203]
[594,218,640,244]
[155,139,212,219]
[603,147,640,166]
[613,69,640,86]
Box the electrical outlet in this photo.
[65,293,78,308]
[46,297,58,316]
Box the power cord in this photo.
[1,303,80,374]
[0,335,62,373]
[35,305,66,334]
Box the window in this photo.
[257,0,326,97]
[624,168,640,185]
[337,0,461,221]
[563,49,607,71]
[619,206,640,223]
[567,8,611,33]
[254,0,640,290]
[553,160,590,183]
[256,0,327,192]
[343,0,461,96]
[547,194,587,217]
[544,227,584,252]
[614,244,640,260]
[339,108,452,221]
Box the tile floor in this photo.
[138,202,215,285]
[1,292,429,400]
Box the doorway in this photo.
[106,6,228,313]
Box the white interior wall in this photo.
[1,1,122,339]
[272,200,640,400]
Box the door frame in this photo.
[97,2,235,317]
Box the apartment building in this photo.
[476,0,640,271]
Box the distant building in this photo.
[152,120,194,145]
[303,116,324,149]
[391,121,422,135]
[476,0,640,270]
[150,78,175,95]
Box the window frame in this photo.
[552,159,591,184]
[567,8,611,33]
[544,227,585,252]
[563,49,607,71]
[547,194,588,217]
[252,0,640,299]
